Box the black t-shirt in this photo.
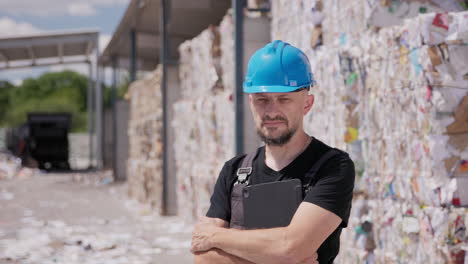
[206,137,355,263]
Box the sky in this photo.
[0,0,130,85]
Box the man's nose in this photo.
[264,100,279,113]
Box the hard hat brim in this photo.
[243,84,310,94]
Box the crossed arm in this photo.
[193,218,254,264]
[192,202,342,264]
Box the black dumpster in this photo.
[27,113,71,171]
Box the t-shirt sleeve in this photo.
[206,163,232,221]
[303,154,355,227]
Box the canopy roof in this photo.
[100,0,230,71]
[0,30,99,70]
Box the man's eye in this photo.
[279,98,290,102]
[257,98,268,103]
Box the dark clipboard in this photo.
[242,179,303,229]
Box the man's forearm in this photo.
[194,248,255,264]
[211,227,298,264]
[193,203,339,264]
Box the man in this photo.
[191,40,355,264]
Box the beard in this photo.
[256,116,297,146]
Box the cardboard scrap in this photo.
[447,95,468,134]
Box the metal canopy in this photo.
[100,0,230,70]
[0,30,99,70]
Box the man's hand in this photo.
[191,217,224,253]
[192,217,256,264]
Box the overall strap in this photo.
[303,149,341,190]
[230,151,256,229]
[236,151,256,185]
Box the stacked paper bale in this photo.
[320,0,464,46]
[271,0,324,53]
[174,25,234,220]
[271,0,468,262]
[126,67,164,212]
[272,0,465,51]
[337,13,468,264]
[219,12,235,94]
[178,25,223,98]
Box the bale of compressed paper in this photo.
[271,0,465,51]
[126,67,164,213]
[334,13,467,264]
[172,93,234,221]
[178,26,223,99]
[219,12,235,94]
[175,24,235,221]
[271,0,468,261]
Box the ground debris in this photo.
[0,173,192,264]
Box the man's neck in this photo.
[264,131,311,171]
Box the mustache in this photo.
[261,116,288,123]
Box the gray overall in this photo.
[229,149,340,229]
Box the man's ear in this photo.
[303,94,314,115]
[248,94,254,109]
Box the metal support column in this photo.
[94,37,103,169]
[111,56,118,179]
[233,0,245,155]
[87,62,94,168]
[160,0,169,215]
[129,29,137,82]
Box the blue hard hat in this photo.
[243,40,316,93]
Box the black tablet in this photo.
[243,179,303,229]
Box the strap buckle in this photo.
[237,167,252,176]
[236,167,252,184]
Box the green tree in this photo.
[103,74,130,109]
[2,70,130,132]
[3,70,90,132]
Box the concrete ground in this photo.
[0,172,193,264]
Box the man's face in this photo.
[249,90,314,146]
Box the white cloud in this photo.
[0,17,43,37]
[68,3,97,16]
[0,0,130,17]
